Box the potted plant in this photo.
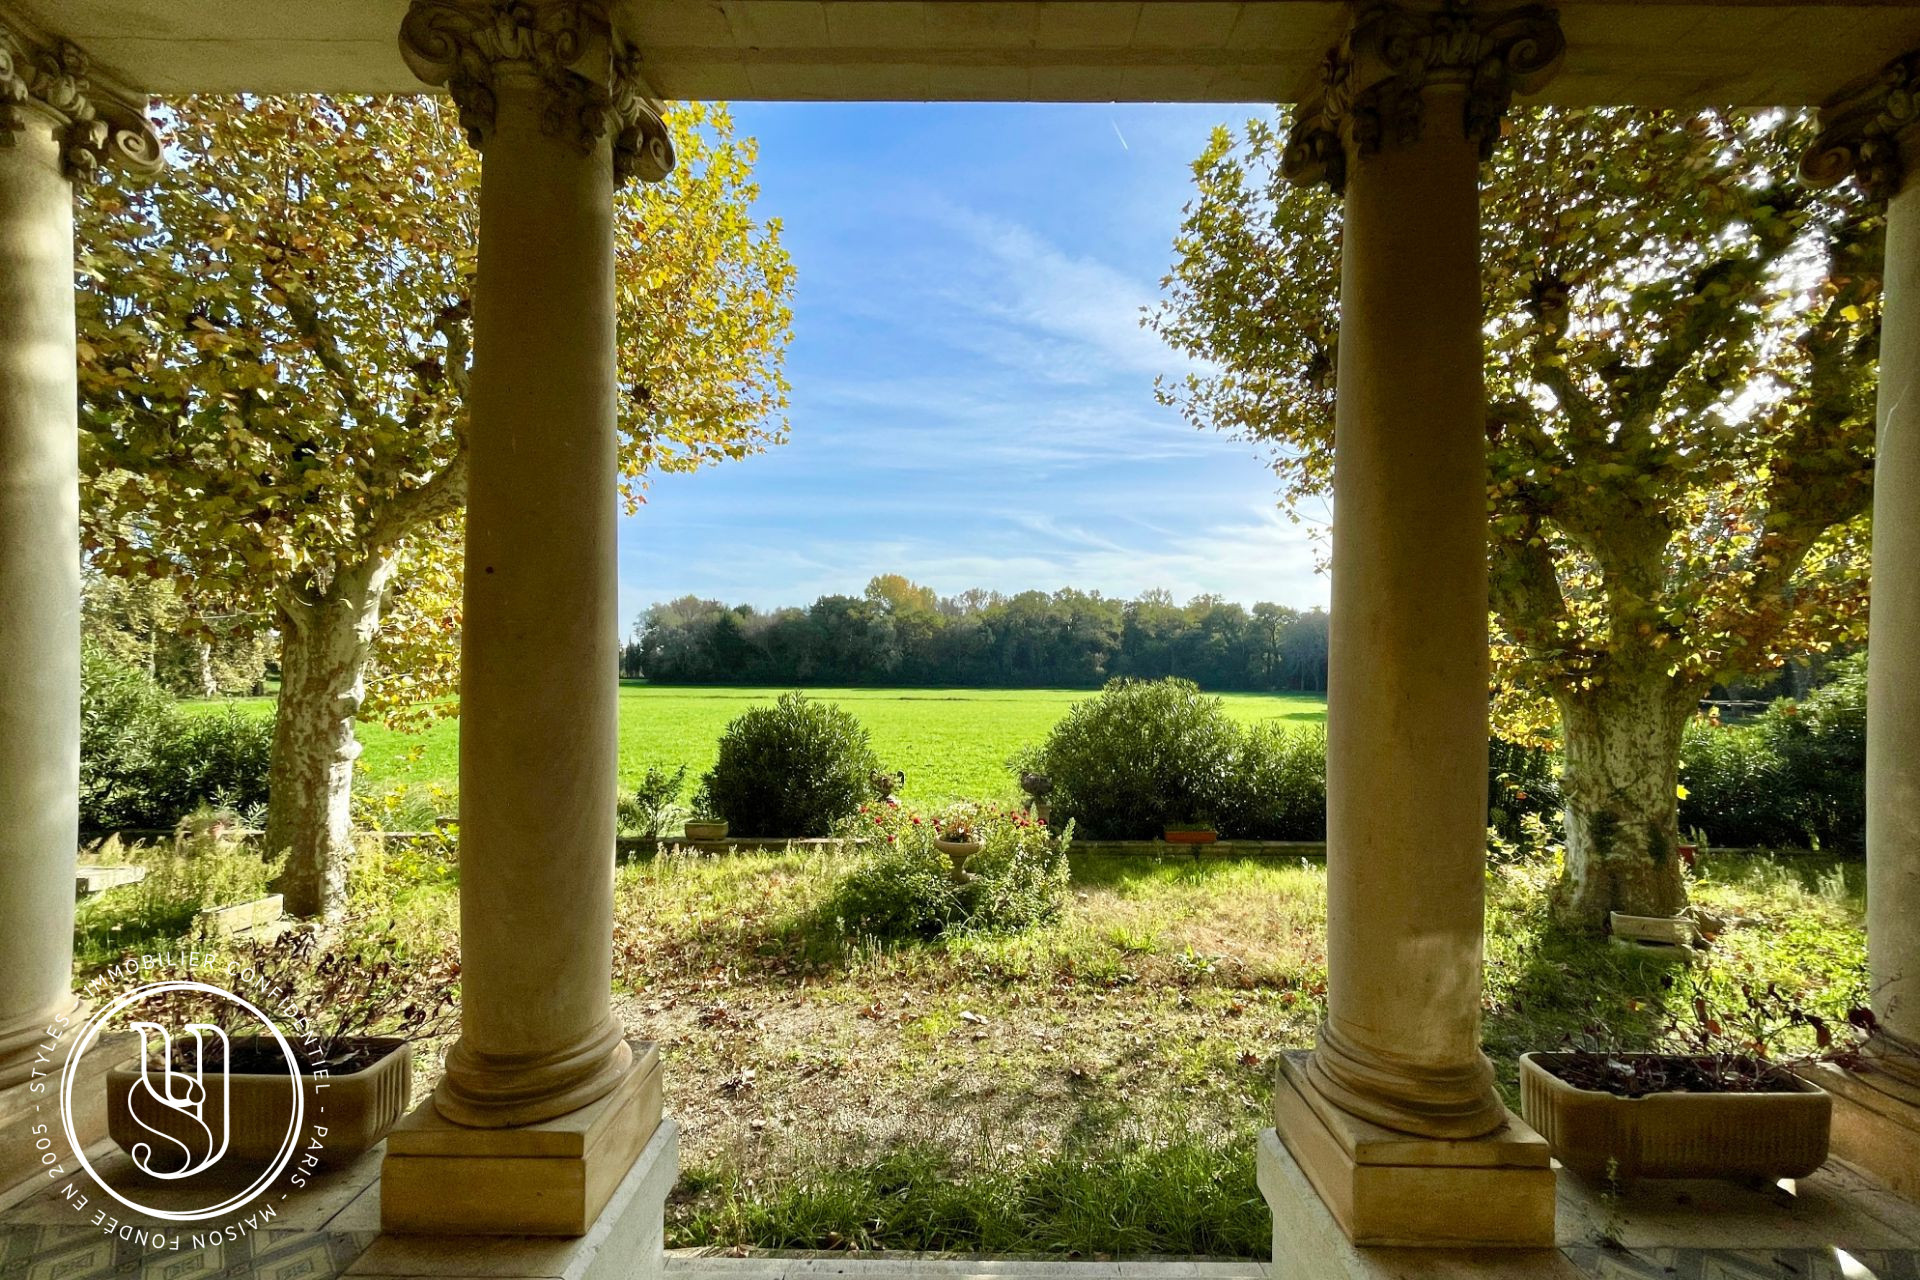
[683,781,728,842]
[933,811,983,871]
[108,922,457,1167]
[1163,821,1218,845]
[1520,976,1868,1185]
[619,763,688,839]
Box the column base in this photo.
[0,1029,128,1193]
[1808,1060,1920,1201]
[352,1117,677,1280]
[1259,1129,1580,1278]
[1271,1050,1556,1248]
[379,1041,662,1236]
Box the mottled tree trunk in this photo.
[266,555,396,919]
[194,638,218,698]
[1553,672,1700,929]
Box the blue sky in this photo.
[616,102,1329,630]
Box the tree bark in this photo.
[265,555,396,919]
[1554,671,1699,928]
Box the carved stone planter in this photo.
[683,819,728,841]
[934,837,982,872]
[109,1035,410,1168]
[1520,1051,1830,1184]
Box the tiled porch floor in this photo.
[4,1139,1919,1280]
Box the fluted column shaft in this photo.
[0,91,82,1091]
[0,22,158,1090]
[400,0,675,1128]
[1282,1,1561,1141]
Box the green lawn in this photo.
[183,684,1327,809]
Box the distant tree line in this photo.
[623,575,1330,691]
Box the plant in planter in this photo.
[933,810,983,871]
[1163,820,1219,845]
[869,769,906,806]
[618,763,687,839]
[1521,973,1873,1185]
[683,780,728,842]
[109,920,458,1167]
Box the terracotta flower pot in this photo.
[1519,1051,1830,1184]
[1163,827,1218,845]
[109,1035,410,1169]
[934,836,982,871]
[683,819,728,841]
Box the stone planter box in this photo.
[1163,827,1219,845]
[194,893,284,937]
[683,820,728,841]
[1610,911,1699,947]
[109,1035,410,1168]
[1520,1051,1830,1183]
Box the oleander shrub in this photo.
[1680,654,1867,853]
[80,647,273,831]
[703,692,882,836]
[827,803,1071,941]
[1214,723,1327,840]
[1038,678,1239,839]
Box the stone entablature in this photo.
[398,0,674,185]
[1282,1,1564,193]
[0,19,160,183]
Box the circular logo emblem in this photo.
[62,980,306,1223]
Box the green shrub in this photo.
[619,764,689,837]
[149,709,274,822]
[80,648,274,831]
[1038,678,1238,839]
[1215,723,1327,840]
[80,643,176,829]
[826,803,1071,941]
[703,692,881,836]
[1681,654,1867,853]
[1488,737,1563,841]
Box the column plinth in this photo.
[1262,2,1562,1256]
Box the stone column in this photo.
[0,21,157,1096]
[376,0,677,1238]
[1257,3,1563,1255]
[1800,52,1920,1199]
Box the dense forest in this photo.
[624,575,1331,691]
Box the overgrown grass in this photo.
[179,685,1328,813]
[71,835,1865,1257]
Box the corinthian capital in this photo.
[1801,52,1920,203]
[0,21,162,183]
[399,0,675,184]
[1284,0,1564,193]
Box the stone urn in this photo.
[109,1035,410,1168]
[934,836,982,872]
[1520,1051,1830,1184]
[684,819,728,841]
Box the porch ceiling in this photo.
[12,0,1920,108]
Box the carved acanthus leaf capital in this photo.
[1801,52,1920,203]
[1283,1,1564,193]
[0,21,162,183]
[399,0,675,184]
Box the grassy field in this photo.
[184,684,1328,809]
